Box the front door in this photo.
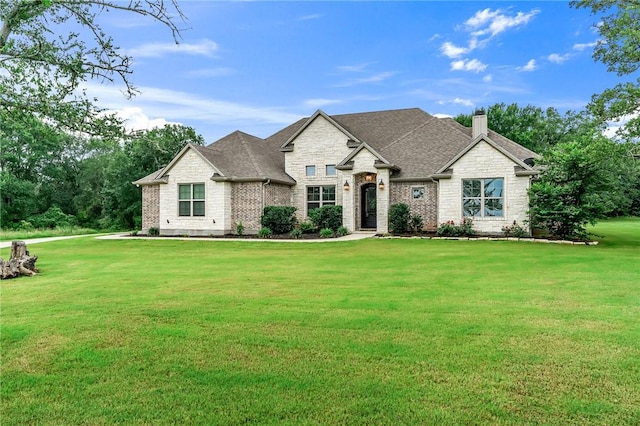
[361,183,377,229]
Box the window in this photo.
[305,165,316,177]
[307,186,336,212]
[179,183,205,217]
[462,178,503,217]
[325,164,336,176]
[412,187,425,199]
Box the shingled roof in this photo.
[134,108,538,186]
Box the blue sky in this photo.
[86,1,622,142]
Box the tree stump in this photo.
[0,241,38,280]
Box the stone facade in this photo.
[437,141,532,234]
[158,149,230,236]
[285,116,351,219]
[390,181,438,230]
[137,110,537,237]
[141,185,160,232]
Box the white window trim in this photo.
[305,165,316,177]
[178,182,206,217]
[306,185,336,215]
[462,178,505,219]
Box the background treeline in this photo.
[0,108,203,230]
[1,102,638,233]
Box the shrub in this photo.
[308,205,342,231]
[17,220,34,231]
[289,228,303,239]
[27,206,76,229]
[235,221,244,236]
[261,206,297,234]
[298,220,316,234]
[409,214,423,234]
[389,203,410,234]
[437,218,474,237]
[257,227,272,239]
[319,228,334,238]
[336,226,349,237]
[501,221,529,238]
[148,227,160,236]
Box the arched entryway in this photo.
[360,183,377,229]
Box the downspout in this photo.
[262,178,271,211]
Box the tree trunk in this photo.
[0,241,38,279]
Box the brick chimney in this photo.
[472,109,488,138]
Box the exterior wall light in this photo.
[343,180,350,190]
[378,179,385,190]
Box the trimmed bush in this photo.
[298,220,316,234]
[502,221,529,238]
[336,226,349,237]
[319,228,334,238]
[308,205,342,231]
[289,228,303,239]
[148,227,160,236]
[436,218,474,237]
[409,214,423,234]
[389,203,410,234]
[261,206,297,234]
[257,227,273,239]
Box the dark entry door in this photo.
[361,183,377,229]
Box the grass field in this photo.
[1,218,638,425]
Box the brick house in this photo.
[134,108,539,235]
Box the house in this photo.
[133,108,539,236]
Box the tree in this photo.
[0,0,184,135]
[101,125,204,229]
[571,1,640,140]
[454,103,605,153]
[529,136,619,240]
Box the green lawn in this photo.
[1,218,639,425]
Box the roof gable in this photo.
[337,142,395,169]
[159,143,219,177]
[435,135,535,174]
[280,110,360,151]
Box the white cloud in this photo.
[303,98,342,108]
[548,53,571,64]
[85,83,301,128]
[112,107,180,132]
[440,41,469,58]
[438,97,475,107]
[466,8,540,38]
[483,74,493,82]
[518,59,537,72]
[337,63,372,73]
[573,41,597,51]
[464,8,501,30]
[451,59,487,73]
[335,71,396,87]
[603,112,640,139]
[299,14,322,21]
[453,97,474,107]
[124,39,219,58]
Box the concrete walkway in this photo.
[96,231,376,243]
[0,234,109,249]
[0,232,375,249]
